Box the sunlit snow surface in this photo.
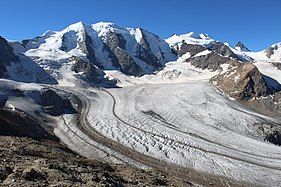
[55,60,281,186]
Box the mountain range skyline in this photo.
[1,0,281,51]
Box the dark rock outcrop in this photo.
[76,26,102,68]
[211,63,270,100]
[272,62,281,70]
[0,109,57,140]
[0,36,19,77]
[187,52,231,71]
[265,45,278,59]
[71,56,106,84]
[136,29,162,68]
[71,56,117,86]
[265,131,281,146]
[104,31,144,76]
[40,89,76,116]
[254,123,281,146]
[115,47,144,76]
[241,91,281,118]
[177,43,206,57]
[236,41,250,52]
[206,41,238,59]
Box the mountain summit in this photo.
[235,41,250,52]
[19,21,176,77]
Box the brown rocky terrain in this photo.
[187,52,233,71]
[0,136,194,187]
[211,62,270,100]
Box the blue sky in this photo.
[1,0,281,51]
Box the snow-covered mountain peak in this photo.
[14,21,177,78]
[92,22,121,30]
[166,32,214,47]
[235,41,250,52]
[183,32,211,40]
[92,22,128,37]
[64,21,87,32]
[42,30,56,37]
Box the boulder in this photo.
[0,166,13,182]
[22,168,46,181]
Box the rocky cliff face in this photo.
[0,108,57,140]
[0,36,19,77]
[207,41,239,60]
[70,56,112,84]
[103,30,144,76]
[40,89,76,116]
[186,52,231,71]
[263,43,281,61]
[176,43,206,57]
[266,45,279,59]
[236,41,250,52]
[211,62,270,100]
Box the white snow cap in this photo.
[166,32,214,46]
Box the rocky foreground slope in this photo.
[0,136,190,186]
